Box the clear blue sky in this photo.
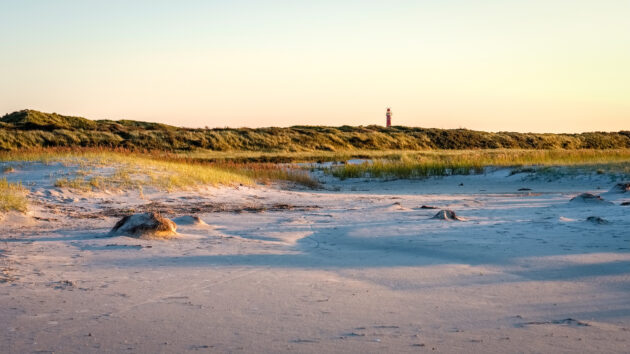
[1,0,628,132]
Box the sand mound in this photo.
[586,216,609,225]
[388,202,411,211]
[172,215,208,226]
[608,182,630,194]
[432,209,464,221]
[110,212,177,238]
[569,193,613,205]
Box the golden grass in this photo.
[330,149,630,179]
[6,147,630,164]
[2,147,629,186]
[179,149,408,163]
[0,178,28,212]
[213,161,320,188]
[1,148,318,191]
[51,153,255,191]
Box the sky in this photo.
[1,0,628,132]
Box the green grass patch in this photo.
[1,109,629,152]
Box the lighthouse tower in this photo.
[386,107,392,128]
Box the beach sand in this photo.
[1,164,629,353]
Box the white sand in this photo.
[1,164,629,353]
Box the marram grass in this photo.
[2,148,630,187]
[2,110,630,151]
[0,178,28,212]
[51,153,255,191]
[329,149,630,179]
[0,149,318,191]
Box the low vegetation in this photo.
[1,149,318,191]
[0,178,28,212]
[329,149,630,179]
[3,147,630,186]
[53,154,256,191]
[2,110,629,151]
[2,110,629,185]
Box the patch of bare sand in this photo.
[1,164,630,353]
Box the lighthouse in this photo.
[386,107,392,128]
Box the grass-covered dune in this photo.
[1,109,629,151]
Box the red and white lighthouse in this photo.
[386,107,392,128]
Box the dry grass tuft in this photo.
[50,153,255,191]
[0,178,28,212]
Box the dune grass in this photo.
[213,161,319,188]
[0,178,28,212]
[179,149,415,163]
[0,148,318,191]
[329,149,630,179]
[50,154,253,191]
[2,147,629,187]
[2,110,629,152]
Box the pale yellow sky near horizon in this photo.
[1,1,628,133]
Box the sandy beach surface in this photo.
[1,163,629,353]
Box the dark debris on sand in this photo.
[609,182,630,194]
[97,202,321,218]
[569,193,613,205]
[586,216,610,225]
